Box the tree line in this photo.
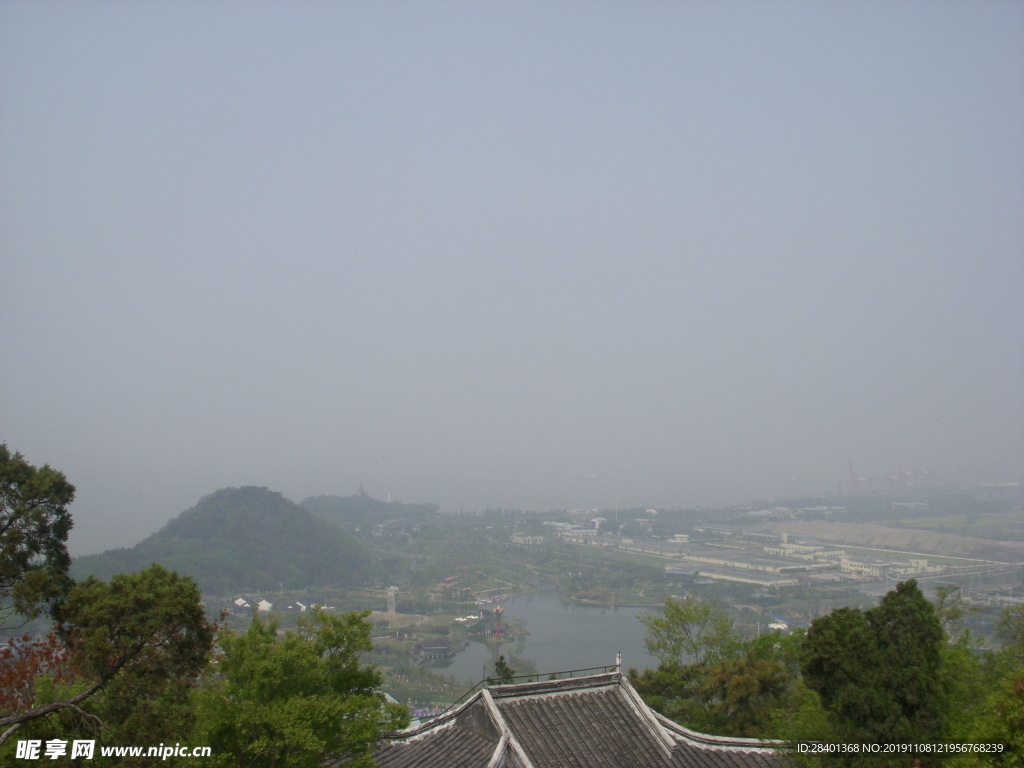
[631,583,1023,767]
[1,446,406,766]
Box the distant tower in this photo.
[357,482,368,498]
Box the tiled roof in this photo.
[369,671,781,768]
[373,721,498,768]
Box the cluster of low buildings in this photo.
[545,522,962,586]
[230,597,310,612]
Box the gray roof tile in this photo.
[498,688,669,767]
[373,722,498,768]
[369,672,782,768]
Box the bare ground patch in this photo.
[751,521,1024,562]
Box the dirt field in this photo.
[751,520,1024,562]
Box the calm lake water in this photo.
[427,590,662,686]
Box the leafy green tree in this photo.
[0,565,214,752]
[639,595,739,668]
[952,667,1024,768]
[946,604,1024,766]
[191,609,407,768]
[61,565,214,751]
[933,584,977,643]
[996,603,1024,664]
[940,634,991,747]
[0,449,216,763]
[801,580,946,765]
[768,678,834,767]
[632,629,805,738]
[0,444,75,627]
[630,663,711,731]
[700,649,793,737]
[632,596,746,734]
[1,561,214,765]
[490,655,516,685]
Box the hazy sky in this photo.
[2,2,1022,555]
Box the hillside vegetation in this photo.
[301,490,438,527]
[71,486,370,594]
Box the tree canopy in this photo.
[1,448,216,755]
[632,595,788,737]
[490,655,516,685]
[801,579,946,765]
[0,564,214,750]
[301,492,438,528]
[2,450,413,766]
[639,595,739,668]
[0,444,75,626]
[192,609,408,768]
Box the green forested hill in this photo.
[301,490,439,526]
[71,486,370,594]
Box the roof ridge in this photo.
[616,667,678,759]
[487,670,621,698]
[374,669,783,768]
[654,712,783,752]
[480,688,537,768]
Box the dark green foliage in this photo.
[191,610,408,768]
[700,635,799,737]
[957,667,1024,768]
[632,598,801,737]
[639,595,739,667]
[72,487,370,593]
[702,656,791,735]
[631,630,804,738]
[767,678,834,762]
[800,607,877,735]
[801,580,946,764]
[0,564,214,758]
[60,566,213,759]
[58,564,213,692]
[997,603,1024,663]
[301,492,438,528]
[490,655,516,684]
[634,596,739,726]
[869,580,945,737]
[0,445,75,625]
[630,663,710,732]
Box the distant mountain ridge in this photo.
[301,489,439,527]
[71,486,370,594]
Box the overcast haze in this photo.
[2,2,1022,556]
